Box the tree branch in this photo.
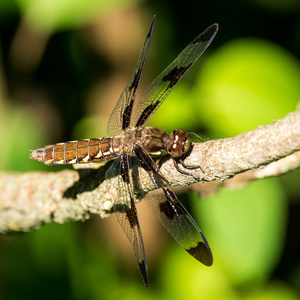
[1,109,299,233]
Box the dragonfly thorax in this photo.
[127,127,172,156]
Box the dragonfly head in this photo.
[169,129,191,158]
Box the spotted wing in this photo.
[134,145,213,266]
[107,16,156,136]
[106,153,148,286]
[132,23,218,128]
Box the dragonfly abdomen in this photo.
[30,137,123,165]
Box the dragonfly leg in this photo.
[172,158,204,180]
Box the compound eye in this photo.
[182,138,191,153]
[173,129,186,142]
[170,142,182,158]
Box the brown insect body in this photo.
[29,127,181,166]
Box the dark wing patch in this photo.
[129,67,142,91]
[122,104,133,132]
[186,232,213,266]
[107,16,156,136]
[192,23,218,44]
[131,23,218,127]
[135,100,160,128]
[162,64,192,89]
[126,206,139,228]
[159,198,177,220]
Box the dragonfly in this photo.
[30,16,218,286]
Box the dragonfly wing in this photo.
[107,16,156,136]
[134,145,213,266]
[132,23,218,127]
[147,187,213,266]
[106,154,148,286]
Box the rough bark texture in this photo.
[0,109,299,233]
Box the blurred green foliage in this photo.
[196,179,286,285]
[196,39,300,137]
[15,0,142,32]
[0,0,300,299]
[0,103,41,171]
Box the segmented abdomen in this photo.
[30,137,122,165]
